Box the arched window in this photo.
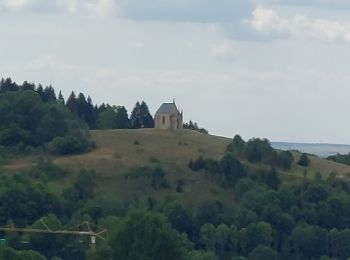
[162,116,165,124]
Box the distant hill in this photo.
[272,142,350,158]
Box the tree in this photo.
[97,107,117,129]
[163,202,193,238]
[274,151,294,170]
[85,96,97,128]
[292,224,328,259]
[330,228,350,259]
[140,101,154,128]
[57,91,65,105]
[239,222,273,255]
[115,106,130,129]
[43,85,56,102]
[245,138,274,163]
[0,77,19,92]
[0,247,46,260]
[107,209,189,260]
[264,168,280,190]
[188,251,218,260]
[200,224,216,251]
[298,153,310,167]
[130,101,154,128]
[219,153,246,186]
[214,223,236,258]
[227,135,246,158]
[66,91,78,116]
[248,245,277,260]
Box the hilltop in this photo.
[3,129,350,206]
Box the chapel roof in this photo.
[155,102,179,115]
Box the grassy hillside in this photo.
[2,129,350,206]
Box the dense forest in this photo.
[0,78,350,259]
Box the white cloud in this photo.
[251,7,350,43]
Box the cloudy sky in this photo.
[1,0,350,143]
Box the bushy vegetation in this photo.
[183,120,209,134]
[328,152,350,166]
[0,78,93,155]
[298,153,310,167]
[125,166,170,190]
[226,135,294,170]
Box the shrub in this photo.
[48,135,94,155]
[298,153,310,167]
[30,158,67,180]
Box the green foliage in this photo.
[226,136,294,170]
[298,153,310,167]
[183,120,208,134]
[49,134,94,155]
[245,138,274,163]
[188,250,218,260]
[115,106,130,129]
[328,152,350,165]
[163,202,193,237]
[0,175,60,226]
[96,107,117,129]
[190,153,247,187]
[0,79,93,155]
[292,224,328,259]
[227,135,246,158]
[263,168,281,190]
[106,209,190,260]
[125,166,170,190]
[176,179,185,192]
[274,150,294,170]
[0,247,46,260]
[238,222,273,255]
[30,158,67,180]
[62,169,97,216]
[248,245,277,260]
[130,101,154,128]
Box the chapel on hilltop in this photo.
[154,100,183,130]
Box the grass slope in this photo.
[3,129,350,206]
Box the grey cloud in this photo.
[117,0,255,22]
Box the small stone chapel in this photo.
[154,100,183,130]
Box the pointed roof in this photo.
[156,102,179,115]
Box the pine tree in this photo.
[140,101,154,128]
[58,91,65,105]
[43,85,56,102]
[115,106,130,129]
[130,102,142,129]
[85,96,97,128]
[36,84,45,100]
[66,91,78,116]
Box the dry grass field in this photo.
[2,129,350,207]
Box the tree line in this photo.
[0,77,155,131]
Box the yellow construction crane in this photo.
[0,220,107,245]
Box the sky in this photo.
[1,0,350,144]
